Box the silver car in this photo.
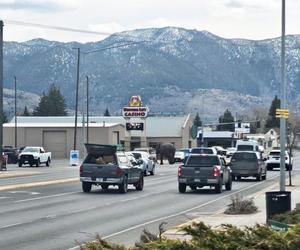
[130,151,156,176]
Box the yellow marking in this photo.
[0,171,41,178]
[0,178,79,191]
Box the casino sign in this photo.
[122,96,149,118]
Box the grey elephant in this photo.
[156,143,176,165]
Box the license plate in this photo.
[96,178,103,182]
[194,179,201,182]
[195,171,200,174]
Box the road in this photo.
[0,156,299,250]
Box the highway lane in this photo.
[0,158,299,250]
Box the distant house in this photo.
[246,128,279,150]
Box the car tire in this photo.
[101,184,109,190]
[18,162,22,168]
[150,166,155,176]
[286,164,293,171]
[237,176,241,181]
[256,172,262,181]
[215,181,223,194]
[225,175,232,191]
[119,176,128,194]
[144,169,147,176]
[135,175,144,191]
[82,182,92,193]
[46,158,50,167]
[178,183,186,193]
[36,159,40,167]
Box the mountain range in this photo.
[3,27,300,120]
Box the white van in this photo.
[236,139,259,152]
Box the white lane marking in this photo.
[14,191,80,203]
[0,197,8,199]
[9,191,40,195]
[0,222,24,229]
[68,174,280,250]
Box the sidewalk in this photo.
[164,174,300,240]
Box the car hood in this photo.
[20,152,39,156]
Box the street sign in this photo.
[276,109,289,118]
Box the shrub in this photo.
[224,195,258,214]
[272,208,300,224]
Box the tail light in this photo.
[178,166,183,177]
[79,164,83,173]
[213,166,219,177]
[116,167,124,176]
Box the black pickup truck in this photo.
[178,154,232,193]
[80,144,144,193]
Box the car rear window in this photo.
[269,151,280,156]
[237,145,254,151]
[84,154,116,165]
[186,155,220,166]
[232,152,257,161]
[191,148,213,154]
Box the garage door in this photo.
[43,131,67,159]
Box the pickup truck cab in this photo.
[178,154,232,194]
[18,147,51,167]
[230,151,266,181]
[80,144,144,193]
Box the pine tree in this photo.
[104,108,110,116]
[22,106,30,116]
[33,85,67,116]
[0,112,8,123]
[265,95,280,128]
[217,109,235,131]
[193,113,202,127]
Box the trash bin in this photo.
[266,191,291,222]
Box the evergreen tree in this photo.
[104,108,111,116]
[0,112,8,123]
[193,113,202,127]
[265,95,280,128]
[22,106,30,116]
[33,85,67,116]
[217,109,235,131]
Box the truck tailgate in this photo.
[81,164,119,178]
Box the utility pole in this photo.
[82,77,85,155]
[0,20,4,168]
[73,48,80,150]
[86,76,89,144]
[280,0,286,191]
[14,76,17,148]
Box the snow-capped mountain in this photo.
[3,27,300,118]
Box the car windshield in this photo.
[23,147,39,153]
[132,152,142,159]
[237,145,253,151]
[186,155,220,166]
[232,152,257,161]
[191,148,213,154]
[180,149,190,153]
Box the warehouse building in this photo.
[4,115,196,158]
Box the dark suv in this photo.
[178,154,232,193]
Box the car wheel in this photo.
[237,176,241,181]
[82,182,92,193]
[36,159,40,167]
[190,185,197,191]
[150,166,155,176]
[46,158,50,167]
[101,184,109,190]
[256,172,262,181]
[215,181,223,194]
[119,176,128,193]
[18,162,22,167]
[178,183,186,193]
[225,176,232,191]
[135,175,144,191]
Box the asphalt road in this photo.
[0,156,300,250]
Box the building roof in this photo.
[9,115,190,137]
[4,122,121,128]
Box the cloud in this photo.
[88,22,124,35]
[0,0,75,12]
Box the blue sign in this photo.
[70,150,79,166]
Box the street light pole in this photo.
[14,76,17,148]
[280,0,286,191]
[0,20,4,168]
[73,48,80,150]
[86,76,89,144]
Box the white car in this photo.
[266,150,293,171]
[18,146,51,167]
[130,151,156,176]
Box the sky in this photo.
[1,0,300,43]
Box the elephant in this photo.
[156,143,176,165]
